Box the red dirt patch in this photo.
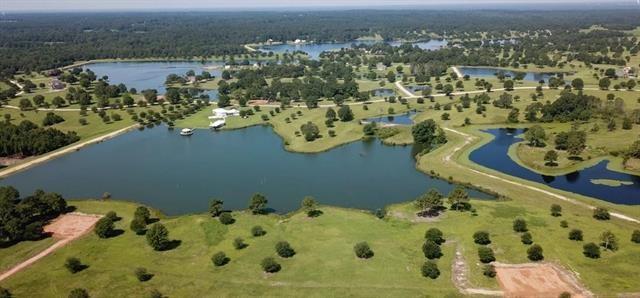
[495,262,593,298]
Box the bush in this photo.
[422,240,442,259]
[64,257,84,273]
[513,218,528,232]
[600,231,618,251]
[134,206,151,223]
[146,223,170,251]
[568,229,583,241]
[632,230,640,243]
[135,267,152,281]
[261,257,281,273]
[68,288,89,298]
[130,217,147,235]
[212,252,230,267]
[560,220,568,228]
[208,199,224,217]
[105,211,119,221]
[527,244,544,261]
[0,287,11,298]
[233,237,247,250]
[251,226,267,237]
[593,207,610,220]
[421,261,440,279]
[354,242,374,259]
[521,232,533,245]
[478,246,495,263]
[559,292,571,298]
[219,212,235,225]
[94,217,115,238]
[473,231,491,245]
[424,228,445,245]
[550,204,562,217]
[583,243,600,259]
[483,264,496,278]
[275,241,296,258]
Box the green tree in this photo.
[209,199,224,217]
[571,78,584,90]
[261,257,281,273]
[544,150,558,166]
[424,228,445,245]
[130,217,147,235]
[600,231,618,251]
[593,207,610,220]
[478,246,495,263]
[631,230,640,243]
[135,206,151,224]
[146,223,170,251]
[251,225,267,237]
[550,204,562,217]
[134,267,152,282]
[569,229,583,241]
[275,241,296,258]
[233,237,247,250]
[212,252,230,267]
[521,232,533,245]
[599,77,611,90]
[0,287,11,298]
[412,119,446,148]
[301,196,319,217]
[583,242,600,259]
[94,217,115,238]
[68,288,89,298]
[473,231,491,245]
[300,122,320,141]
[354,242,374,259]
[513,218,528,232]
[219,212,234,225]
[64,257,84,273]
[422,240,442,259]
[421,261,440,279]
[503,80,514,91]
[248,193,268,214]
[447,186,470,211]
[414,189,443,213]
[325,108,337,121]
[527,244,544,261]
[337,105,354,122]
[524,125,546,147]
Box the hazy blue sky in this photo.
[1,0,637,11]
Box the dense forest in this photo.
[1,10,640,75]
[0,120,80,158]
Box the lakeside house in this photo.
[50,79,66,90]
[211,108,240,119]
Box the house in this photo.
[187,76,197,84]
[212,108,240,119]
[50,79,66,90]
[622,66,632,78]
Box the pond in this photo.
[470,128,640,205]
[371,88,395,97]
[365,111,417,125]
[406,85,431,93]
[83,61,222,94]
[1,126,491,215]
[259,39,448,59]
[458,67,561,82]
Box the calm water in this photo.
[259,40,448,59]
[84,61,223,94]
[470,128,640,205]
[366,111,417,125]
[1,126,489,215]
[371,88,395,97]
[459,67,561,82]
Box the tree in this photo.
[354,242,374,259]
[209,199,224,217]
[566,131,586,157]
[134,206,151,224]
[233,237,247,250]
[524,125,546,147]
[507,108,520,123]
[412,119,446,149]
[527,244,544,261]
[424,228,445,245]
[325,107,337,120]
[550,204,562,217]
[251,225,266,237]
[483,264,496,278]
[422,240,442,259]
[219,212,234,225]
[276,241,296,258]
[0,287,11,298]
[544,150,558,166]
[130,217,147,235]
[632,230,640,244]
[503,80,514,91]
[583,242,600,259]
[337,105,354,122]
[363,122,377,136]
[414,189,443,213]
[448,186,470,211]
[571,78,584,90]
[212,252,230,267]
[301,196,319,217]
[513,218,528,232]
[478,246,495,263]
[599,77,611,90]
[593,207,610,220]
[569,229,583,241]
[94,217,115,238]
[600,231,618,251]
[68,288,89,298]
[64,257,84,273]
[134,267,153,281]
[32,94,45,106]
[521,232,533,245]
[146,223,170,251]
[421,261,440,279]
[248,193,268,214]
[19,98,33,110]
[261,257,281,273]
[473,231,491,245]
[300,122,320,141]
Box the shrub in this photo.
[251,226,267,237]
[483,264,496,278]
[421,261,440,279]
[513,218,528,232]
[146,223,170,251]
[568,229,583,241]
[248,193,268,214]
[105,211,119,221]
[550,204,562,217]
[632,230,640,243]
[424,228,445,245]
[219,212,235,225]
[354,242,374,259]
[64,257,84,273]
[261,257,281,273]
[593,207,610,220]
[600,231,618,251]
[478,246,495,263]
[130,217,147,235]
[275,241,296,258]
[208,199,224,217]
[422,240,442,259]
[583,243,600,259]
[527,244,544,261]
[521,232,533,245]
[558,292,571,298]
[233,237,247,250]
[68,288,89,298]
[0,287,11,298]
[134,206,151,223]
[473,231,491,245]
[212,252,230,267]
[94,217,115,238]
[135,267,152,281]
[560,220,568,228]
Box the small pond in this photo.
[459,67,562,82]
[1,126,491,215]
[470,128,640,205]
[371,88,395,97]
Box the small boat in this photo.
[180,128,194,136]
[209,120,225,129]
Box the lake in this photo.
[1,126,490,215]
[470,128,640,205]
[83,61,223,94]
[459,67,561,82]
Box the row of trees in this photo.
[0,120,79,158]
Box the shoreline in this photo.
[0,124,138,179]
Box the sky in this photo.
[1,0,638,12]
